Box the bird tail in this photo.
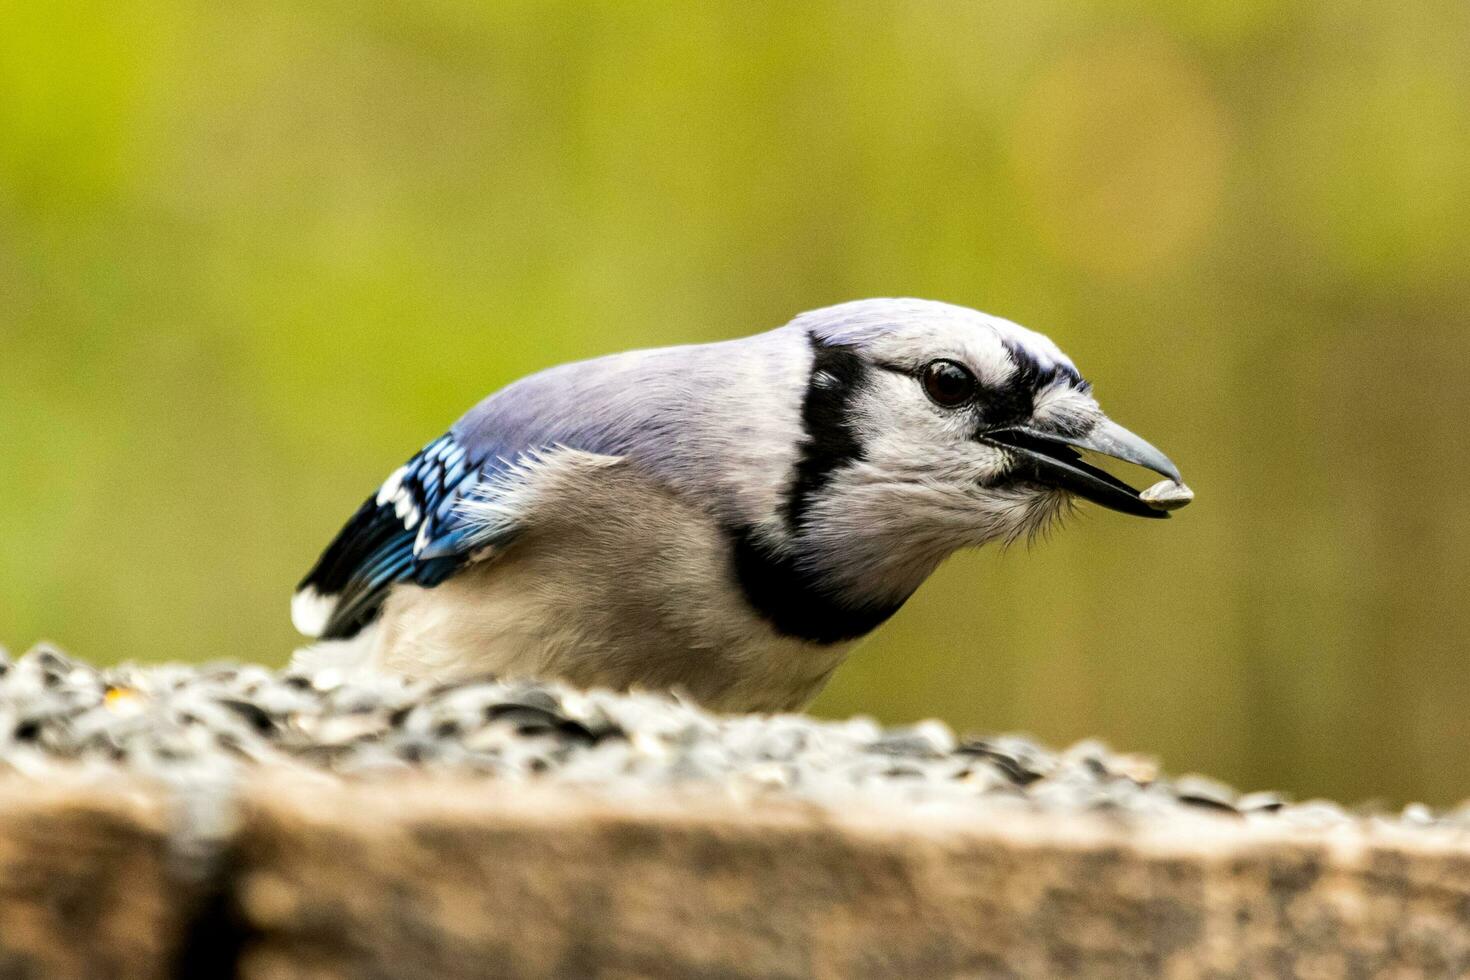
[289,626,379,675]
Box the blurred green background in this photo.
[3,0,1468,806]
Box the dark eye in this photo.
[921,359,977,408]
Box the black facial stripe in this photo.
[1001,338,1085,391]
[784,333,867,533]
[727,525,908,645]
[978,383,1033,428]
[975,339,1089,428]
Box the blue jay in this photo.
[292,299,1190,711]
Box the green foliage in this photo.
[3,0,1468,804]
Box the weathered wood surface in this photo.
[0,779,191,980]
[2,775,1470,979]
[230,781,1470,980]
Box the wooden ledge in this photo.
[5,774,1463,978]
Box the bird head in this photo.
[782,299,1188,605]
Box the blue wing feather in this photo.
[295,434,511,640]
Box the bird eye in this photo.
[921,359,977,408]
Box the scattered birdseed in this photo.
[0,646,1453,828]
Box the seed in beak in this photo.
[1140,480,1194,512]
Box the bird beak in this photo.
[980,418,1187,519]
